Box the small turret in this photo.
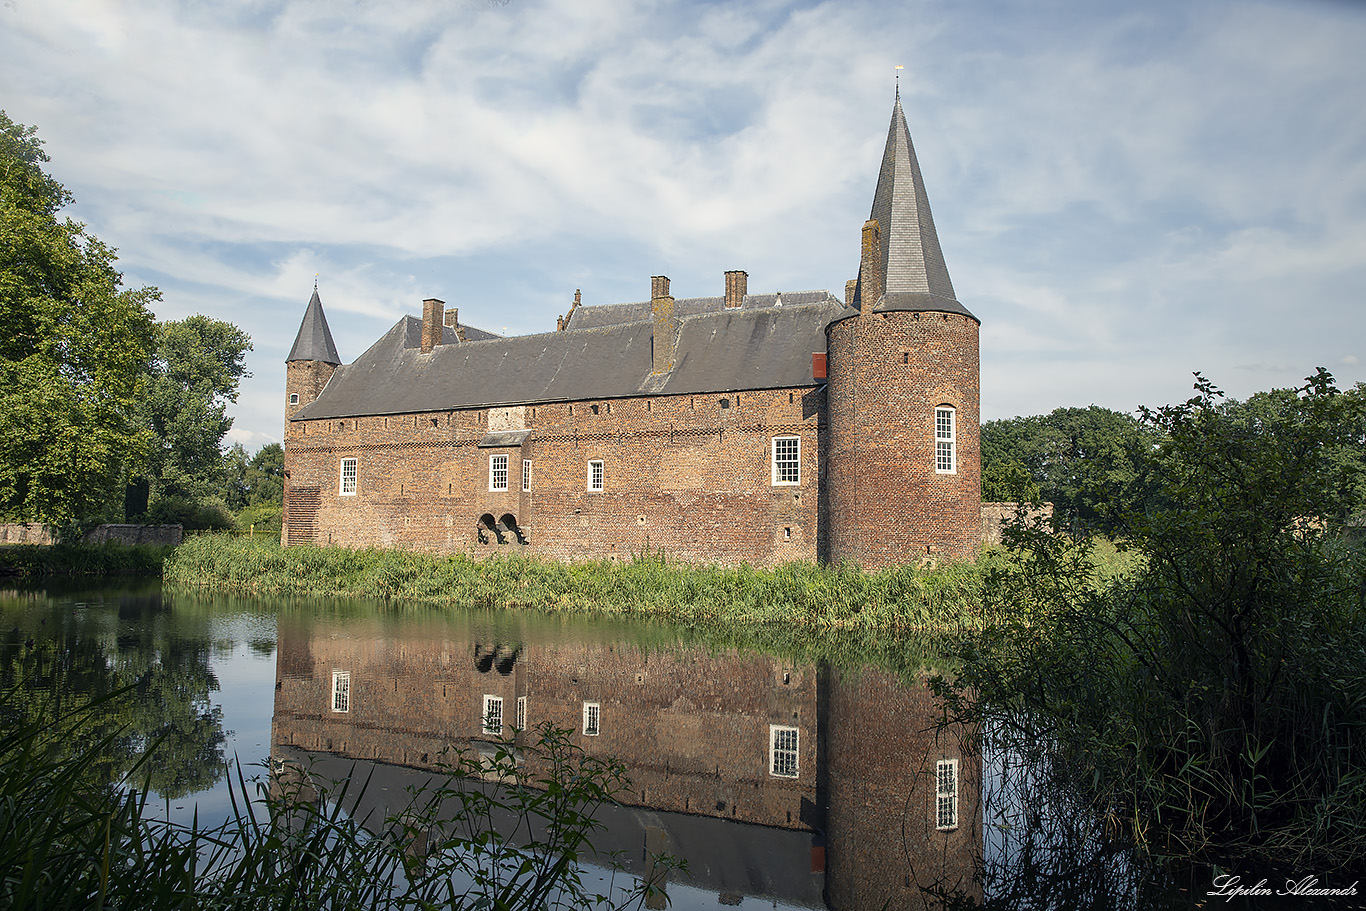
[285,287,342,421]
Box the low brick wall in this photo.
[980,502,1054,547]
[82,524,183,546]
[0,524,55,545]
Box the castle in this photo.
[281,95,981,568]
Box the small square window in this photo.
[587,460,604,492]
[771,436,800,485]
[582,701,600,736]
[490,454,509,491]
[936,758,959,830]
[522,459,532,492]
[483,695,503,735]
[331,671,350,713]
[289,393,299,405]
[770,725,799,777]
[339,458,357,495]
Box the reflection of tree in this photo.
[1,592,226,800]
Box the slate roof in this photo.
[846,95,976,323]
[291,293,843,421]
[286,289,342,365]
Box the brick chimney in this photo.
[651,276,676,375]
[845,279,857,307]
[443,307,467,343]
[724,270,747,309]
[859,219,883,315]
[422,299,445,353]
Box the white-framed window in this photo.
[339,458,357,495]
[331,671,351,713]
[515,696,527,731]
[482,695,503,735]
[587,460,604,492]
[769,725,799,778]
[289,393,299,405]
[522,459,532,492]
[582,701,600,736]
[771,436,800,485]
[935,407,956,474]
[936,758,959,830]
[490,454,509,491]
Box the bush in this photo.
[147,494,234,531]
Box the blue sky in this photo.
[4,0,1364,450]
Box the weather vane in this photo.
[895,64,904,100]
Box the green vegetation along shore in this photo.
[0,542,172,578]
[163,534,1017,634]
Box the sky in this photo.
[4,0,1365,450]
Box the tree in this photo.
[221,442,283,512]
[981,406,1160,535]
[0,112,158,530]
[941,370,1366,871]
[134,315,251,514]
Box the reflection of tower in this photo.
[825,92,981,567]
[823,665,982,910]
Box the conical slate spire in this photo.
[286,288,342,365]
[855,95,971,317]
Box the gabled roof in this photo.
[849,95,976,322]
[291,295,843,421]
[286,289,342,365]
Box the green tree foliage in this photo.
[940,370,1366,870]
[134,315,251,527]
[0,112,158,529]
[222,442,283,511]
[981,405,1160,534]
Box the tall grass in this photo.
[1,675,673,910]
[164,535,991,635]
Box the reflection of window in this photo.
[936,759,958,830]
[587,460,604,492]
[772,436,800,485]
[769,725,799,777]
[515,696,527,731]
[582,702,600,736]
[331,671,351,713]
[935,407,956,474]
[522,460,532,492]
[339,458,357,495]
[490,455,508,491]
[483,695,503,735]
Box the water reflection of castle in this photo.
[271,620,981,909]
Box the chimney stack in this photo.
[422,298,445,353]
[651,275,676,375]
[724,270,747,309]
[845,279,858,307]
[859,219,883,315]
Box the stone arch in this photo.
[498,513,528,545]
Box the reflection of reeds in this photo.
[0,674,676,910]
[165,534,992,634]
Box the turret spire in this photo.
[853,93,970,317]
[287,287,342,365]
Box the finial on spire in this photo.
[895,64,903,101]
[314,273,319,292]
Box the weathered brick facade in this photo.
[282,95,982,568]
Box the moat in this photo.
[4,581,1351,910]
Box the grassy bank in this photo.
[165,535,991,634]
[0,542,172,577]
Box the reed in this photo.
[0,542,172,577]
[164,535,989,635]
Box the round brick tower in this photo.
[825,96,980,568]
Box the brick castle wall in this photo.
[825,309,981,566]
[282,387,823,566]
